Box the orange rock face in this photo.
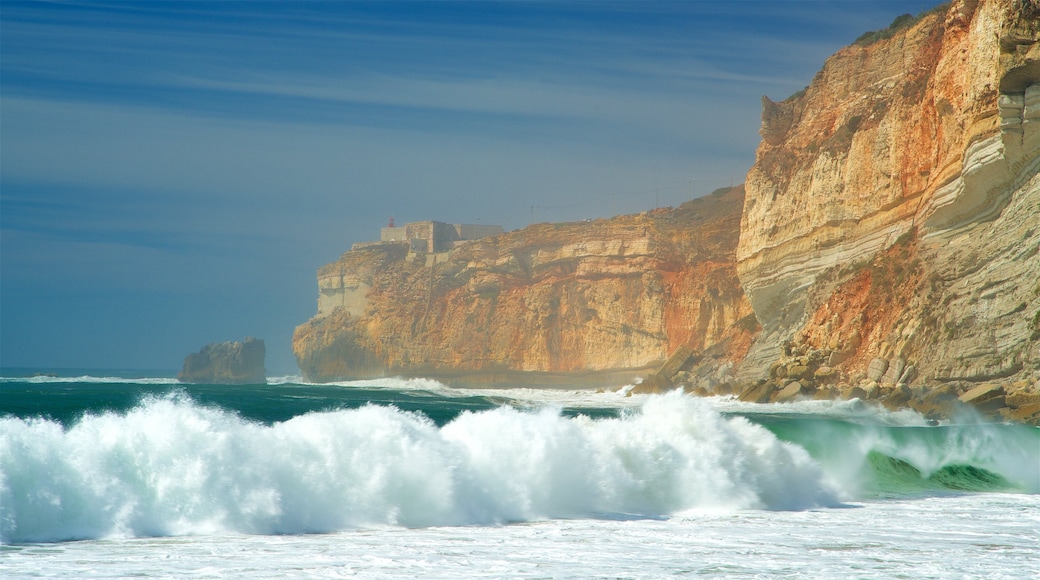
[737,0,1040,392]
[294,0,1040,417]
[294,187,755,384]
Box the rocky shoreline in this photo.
[633,342,1040,425]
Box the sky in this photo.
[1,0,945,374]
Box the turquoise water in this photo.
[2,373,1038,578]
[749,412,1038,497]
[1,379,524,427]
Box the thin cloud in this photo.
[1,0,950,370]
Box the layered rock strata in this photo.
[292,0,1040,423]
[735,0,1040,422]
[178,337,267,384]
[293,188,756,385]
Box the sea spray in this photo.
[1,391,840,543]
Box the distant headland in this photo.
[291,0,1040,424]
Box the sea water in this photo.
[2,373,1038,578]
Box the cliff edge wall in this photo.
[293,188,756,385]
[736,0,1039,418]
[291,0,1039,422]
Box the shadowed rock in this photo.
[178,337,266,384]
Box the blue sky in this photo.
[1,1,944,374]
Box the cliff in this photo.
[293,187,756,385]
[736,0,1040,421]
[292,0,1039,423]
[178,337,267,384]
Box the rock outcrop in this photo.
[292,0,1040,423]
[293,188,757,386]
[178,337,267,384]
[734,0,1040,422]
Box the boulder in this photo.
[632,345,695,394]
[881,358,906,385]
[828,349,851,367]
[814,366,838,383]
[769,361,788,379]
[774,380,808,403]
[787,364,812,380]
[738,381,775,404]
[842,385,869,400]
[958,383,1005,406]
[897,364,918,385]
[814,387,838,400]
[920,384,959,406]
[1007,402,1040,423]
[972,396,1007,415]
[1007,390,1040,408]
[715,382,735,396]
[908,385,960,421]
[866,358,889,382]
[955,384,1007,417]
[178,337,267,384]
[631,373,670,394]
[658,344,695,381]
[881,384,913,410]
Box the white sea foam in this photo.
[4,495,1038,579]
[321,376,461,393]
[705,395,934,426]
[265,375,307,385]
[312,375,647,409]
[299,375,944,422]
[0,391,839,543]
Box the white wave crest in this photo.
[0,391,838,543]
[706,396,934,426]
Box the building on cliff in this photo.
[354,220,504,254]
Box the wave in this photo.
[761,413,1040,498]
[1,391,837,543]
[0,373,956,421]
[0,375,180,385]
[3,390,1036,544]
[865,452,1014,493]
[265,375,307,385]
[304,376,646,412]
[710,396,934,426]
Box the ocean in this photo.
[2,372,1038,578]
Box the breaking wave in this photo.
[1,391,836,543]
[4,388,1037,544]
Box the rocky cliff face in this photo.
[293,0,1039,422]
[178,337,267,384]
[293,188,756,385]
[736,0,1040,420]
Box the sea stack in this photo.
[178,337,267,384]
